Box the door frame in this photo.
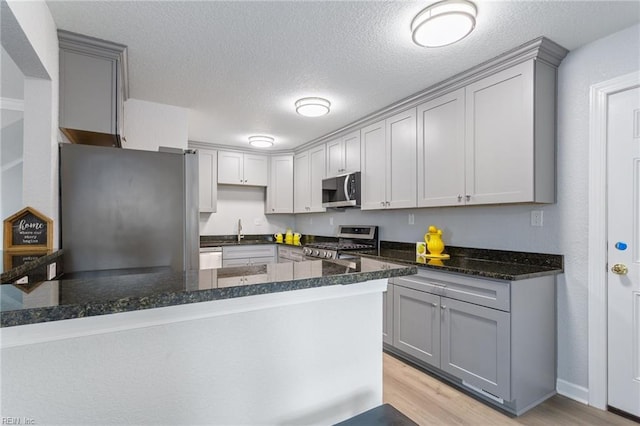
[588,71,640,409]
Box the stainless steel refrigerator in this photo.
[60,143,199,273]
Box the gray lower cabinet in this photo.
[386,268,556,415]
[440,297,510,400]
[222,245,276,267]
[393,285,440,367]
[382,283,394,345]
[277,245,305,262]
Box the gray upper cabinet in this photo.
[294,145,326,213]
[417,89,466,207]
[217,151,268,186]
[198,148,217,213]
[306,38,566,211]
[326,130,360,176]
[266,155,294,214]
[58,30,128,146]
[361,109,417,210]
[417,59,557,207]
[464,59,556,205]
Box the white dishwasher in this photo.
[200,247,222,269]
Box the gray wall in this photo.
[294,23,640,392]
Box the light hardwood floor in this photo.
[383,352,637,425]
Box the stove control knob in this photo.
[313,250,320,256]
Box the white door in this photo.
[607,85,640,417]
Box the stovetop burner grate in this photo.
[303,225,379,260]
[305,242,376,251]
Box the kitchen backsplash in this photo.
[293,203,559,255]
[202,187,558,255]
[199,186,294,235]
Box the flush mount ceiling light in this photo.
[411,0,477,48]
[248,135,274,148]
[295,97,331,117]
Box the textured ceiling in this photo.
[46,1,640,151]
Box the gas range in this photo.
[302,225,378,260]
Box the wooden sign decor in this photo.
[3,206,53,252]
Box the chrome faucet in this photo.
[237,218,244,242]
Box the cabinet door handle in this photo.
[386,201,390,207]
[457,195,462,202]
[431,302,438,307]
[441,305,446,310]
[380,201,385,207]
[465,195,471,201]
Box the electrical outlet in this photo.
[48,263,57,280]
[408,213,415,225]
[530,210,543,227]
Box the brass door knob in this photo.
[611,263,628,275]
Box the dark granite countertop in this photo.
[0,256,416,328]
[372,242,563,281]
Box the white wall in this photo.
[200,185,295,236]
[123,98,188,151]
[294,23,640,399]
[1,0,59,248]
[1,282,384,425]
[1,47,25,222]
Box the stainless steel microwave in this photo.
[322,172,361,208]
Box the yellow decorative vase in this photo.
[424,225,450,259]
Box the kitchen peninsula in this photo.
[0,256,415,425]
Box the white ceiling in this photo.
[46,1,640,151]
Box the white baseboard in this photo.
[557,379,589,405]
